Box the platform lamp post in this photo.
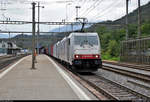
[31,2,36,69]
[65,3,71,32]
[66,3,72,21]
[36,2,44,55]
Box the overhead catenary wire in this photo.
[93,0,123,21]
[69,0,121,22]
[68,0,100,22]
[67,0,89,22]
[81,0,104,17]
[94,0,121,19]
[79,0,99,17]
[67,0,120,29]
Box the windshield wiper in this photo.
[88,42,93,47]
[80,40,87,47]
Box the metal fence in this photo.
[120,37,150,65]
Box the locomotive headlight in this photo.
[75,55,79,59]
[76,55,79,58]
[95,55,99,58]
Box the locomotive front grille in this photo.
[73,59,102,68]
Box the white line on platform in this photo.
[46,55,91,100]
[0,56,26,79]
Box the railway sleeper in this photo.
[118,95,141,100]
[96,82,113,86]
[107,90,128,93]
[100,85,118,90]
[114,93,134,97]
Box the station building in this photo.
[0,41,21,55]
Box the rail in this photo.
[48,55,150,100]
[103,60,150,71]
[102,64,150,83]
[78,74,150,100]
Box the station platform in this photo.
[0,55,97,100]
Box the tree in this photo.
[106,40,120,57]
[128,24,138,38]
[141,21,150,36]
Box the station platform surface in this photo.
[0,55,97,100]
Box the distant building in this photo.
[0,41,7,54]
[0,41,21,55]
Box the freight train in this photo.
[46,32,102,72]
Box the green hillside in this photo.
[0,33,68,50]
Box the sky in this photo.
[0,0,150,34]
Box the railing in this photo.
[120,37,150,65]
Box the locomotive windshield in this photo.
[74,36,98,46]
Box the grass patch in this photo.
[102,54,120,61]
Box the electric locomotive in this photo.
[49,32,102,72]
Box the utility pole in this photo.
[32,2,36,69]
[66,4,68,21]
[8,32,10,53]
[138,0,141,38]
[66,3,71,32]
[137,0,142,63]
[36,2,44,55]
[126,0,129,40]
[75,6,81,21]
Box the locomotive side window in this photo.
[74,36,98,45]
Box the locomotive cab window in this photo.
[74,36,98,46]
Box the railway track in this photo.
[0,55,13,60]
[50,56,150,100]
[0,54,27,70]
[103,60,150,71]
[78,73,150,100]
[102,64,150,83]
